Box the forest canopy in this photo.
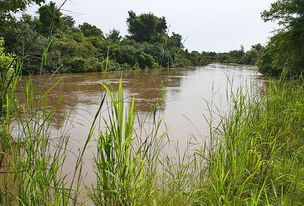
[0,1,209,74]
[0,0,302,78]
[258,0,304,77]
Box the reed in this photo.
[194,78,304,205]
[0,60,87,204]
[90,78,166,205]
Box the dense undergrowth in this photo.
[196,79,304,205]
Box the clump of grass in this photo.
[0,63,87,205]
[195,79,304,205]
[0,75,72,205]
[90,78,166,205]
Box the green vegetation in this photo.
[258,0,304,78]
[197,79,304,205]
[203,0,304,78]
[0,2,208,74]
[0,38,15,117]
[91,81,165,205]
[201,44,265,66]
[0,0,303,205]
[0,40,73,204]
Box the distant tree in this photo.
[62,15,75,30]
[240,45,245,54]
[241,45,264,65]
[37,1,62,34]
[106,29,122,43]
[126,11,167,43]
[79,22,104,38]
[251,43,263,51]
[167,32,184,49]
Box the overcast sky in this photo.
[27,0,277,52]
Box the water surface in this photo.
[17,63,265,188]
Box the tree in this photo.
[106,29,122,43]
[0,0,45,34]
[261,0,304,27]
[37,1,62,34]
[62,15,75,30]
[241,45,264,65]
[79,22,104,38]
[126,11,167,43]
[259,0,304,77]
[167,32,184,49]
[0,0,45,14]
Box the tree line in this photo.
[0,1,208,74]
[200,0,304,79]
[0,0,303,78]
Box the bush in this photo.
[137,52,156,69]
[64,57,85,73]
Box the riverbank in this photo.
[140,78,304,205]
[192,78,304,205]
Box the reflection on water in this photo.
[18,67,191,130]
[17,64,266,146]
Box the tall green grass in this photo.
[139,79,304,206]
[0,75,71,205]
[193,79,304,205]
[0,62,88,205]
[90,79,166,205]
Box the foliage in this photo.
[1,4,208,74]
[167,32,184,49]
[62,15,75,31]
[259,0,304,77]
[37,1,62,35]
[202,45,249,65]
[241,44,264,65]
[91,79,161,205]
[126,10,167,43]
[79,22,104,38]
[0,0,45,33]
[193,80,304,205]
[261,0,304,27]
[0,38,14,117]
[106,29,122,43]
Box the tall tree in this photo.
[167,32,184,49]
[261,0,304,27]
[126,11,167,43]
[259,0,304,77]
[37,1,62,34]
[0,0,45,34]
[106,29,122,43]
[79,22,104,38]
[62,15,75,30]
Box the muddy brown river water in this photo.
[15,63,266,201]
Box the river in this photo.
[16,63,265,195]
